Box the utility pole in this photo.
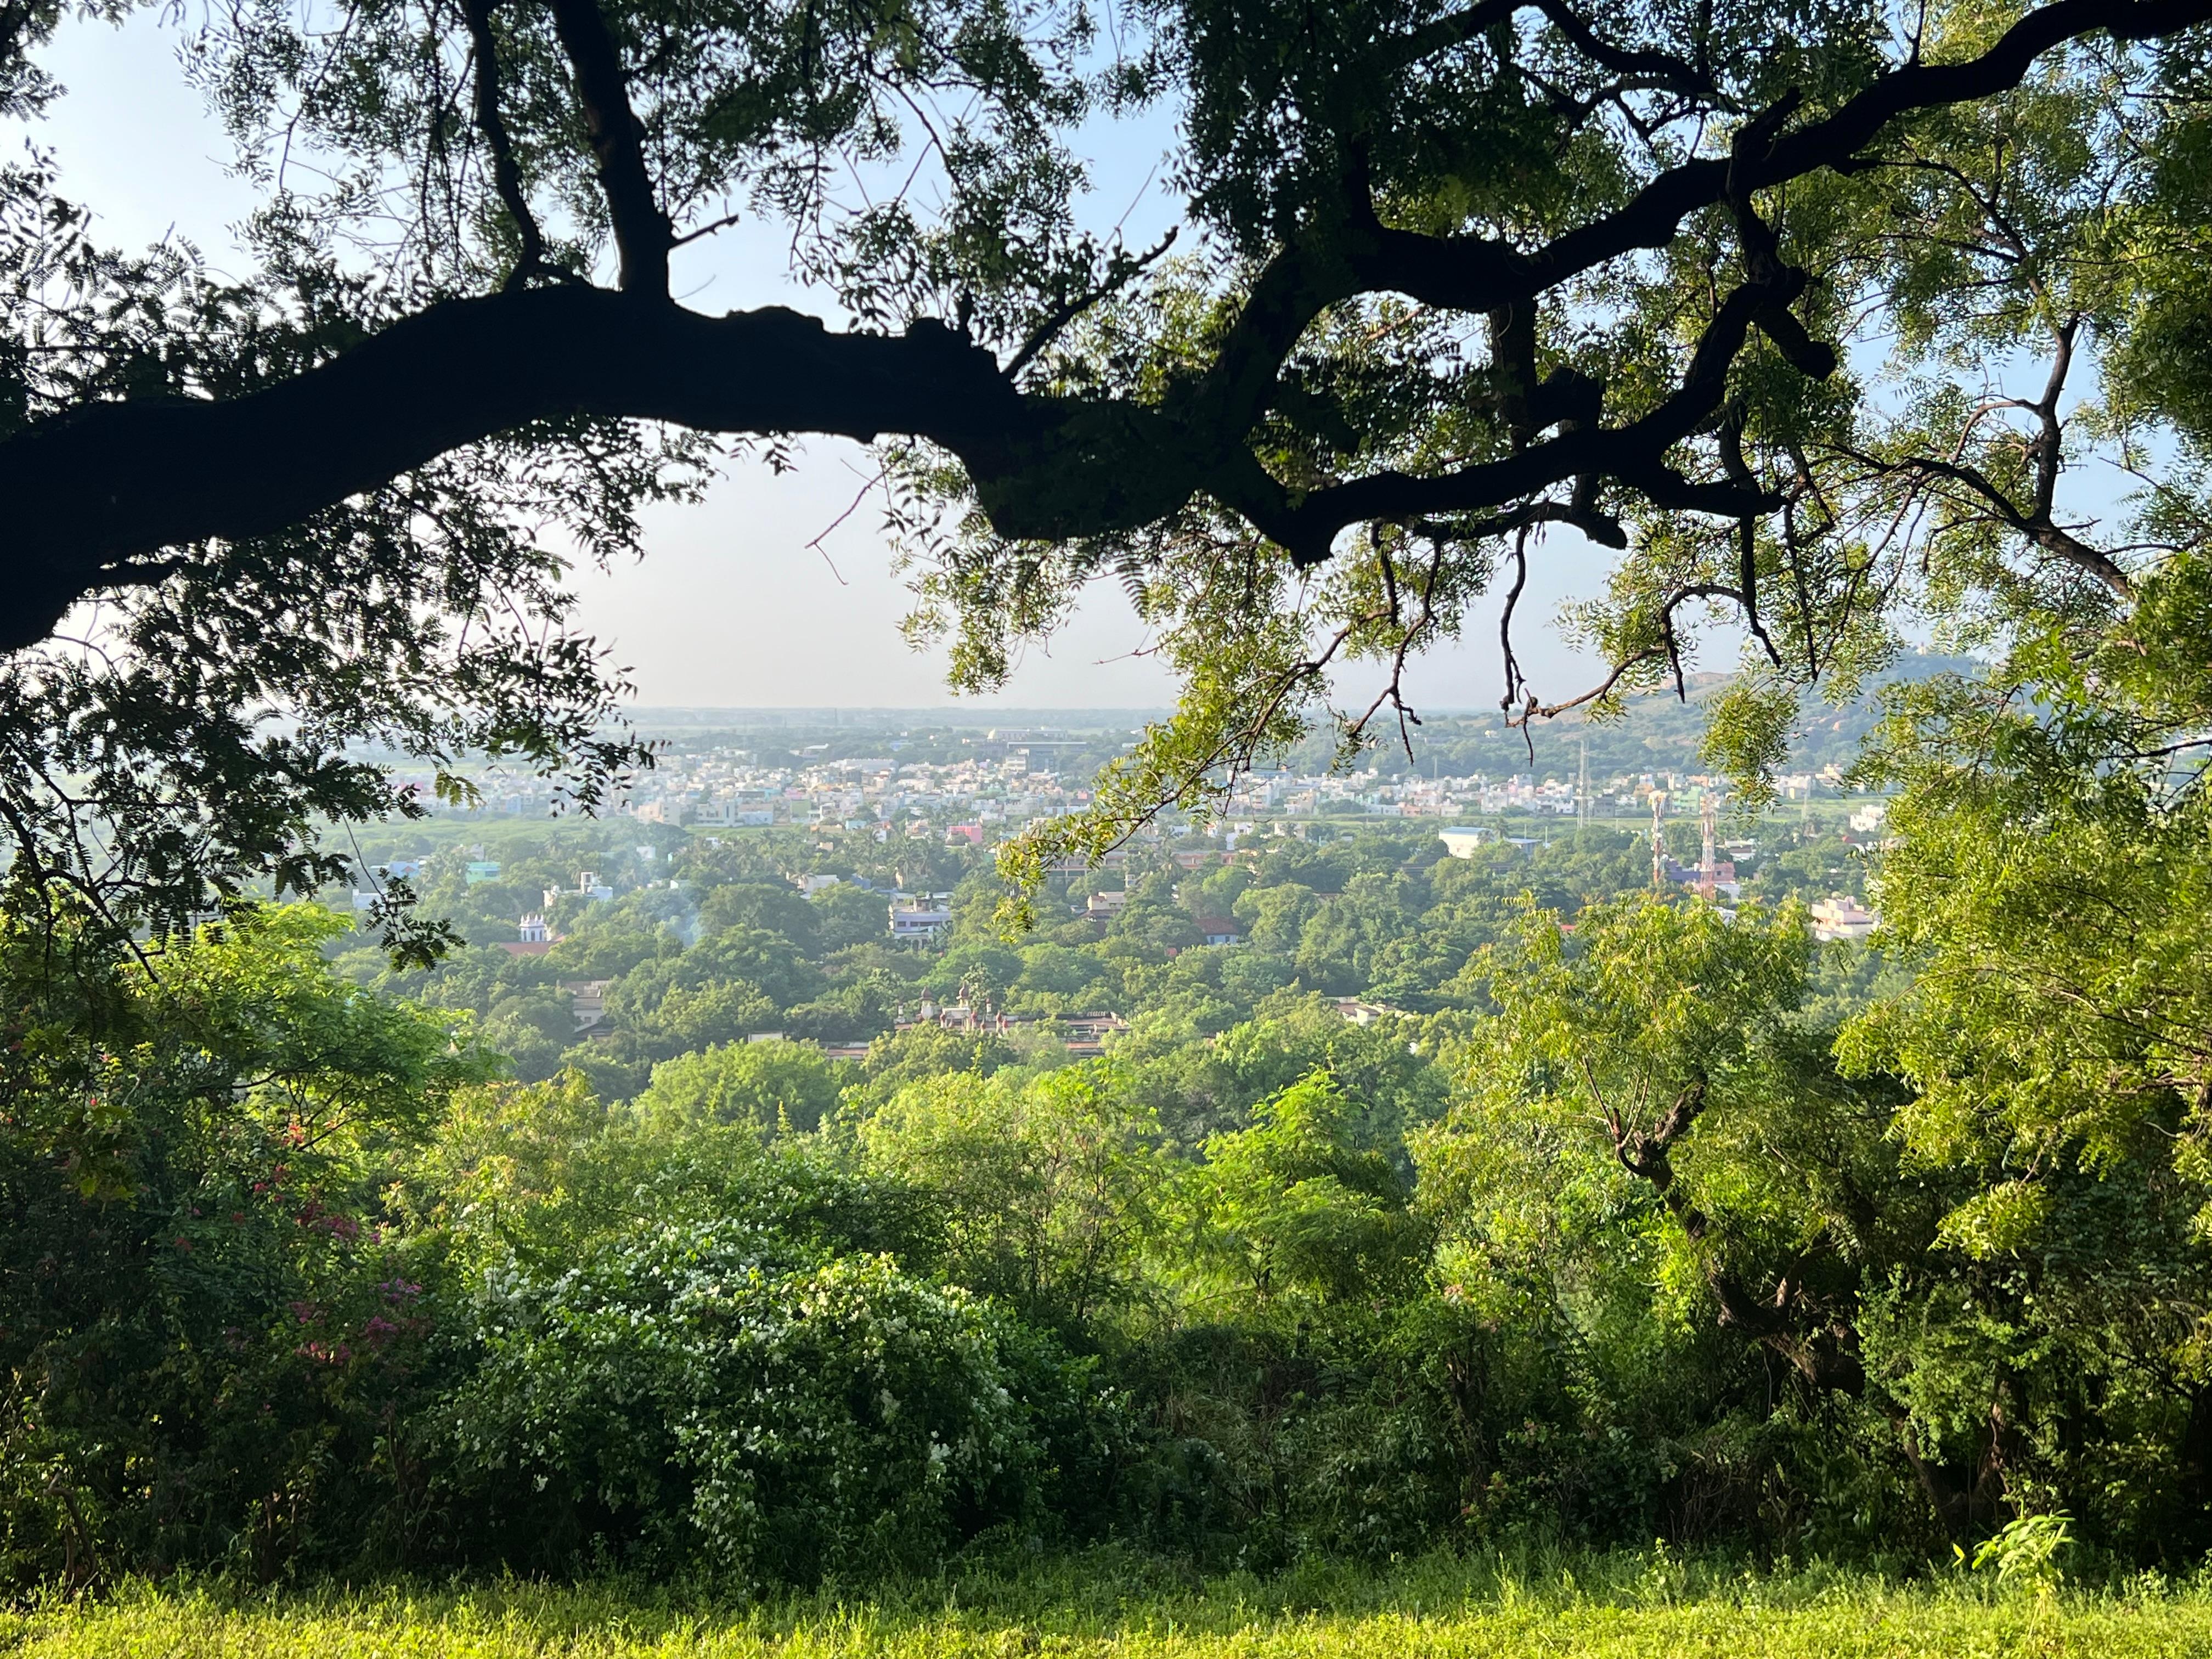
[1649,790,1668,889]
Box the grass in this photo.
[5,1549,2210,1658]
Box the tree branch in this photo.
[1531,0,1718,100]
[1605,1074,1865,1393]
[460,0,557,290]
[1838,444,2134,598]
[0,290,1022,650]
[543,0,671,294]
[1267,268,1792,559]
[1250,0,2202,383]
[1377,0,1522,72]
[1006,229,1179,379]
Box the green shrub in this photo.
[447,1227,1076,1583]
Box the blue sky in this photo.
[22,7,1628,713]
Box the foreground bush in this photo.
[449,1232,1082,1583]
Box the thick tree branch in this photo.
[1266,269,1791,560]
[1531,0,1718,99]
[2031,313,2078,523]
[1606,1075,1865,1394]
[0,290,1022,651]
[1378,0,1523,71]
[1184,0,2208,563]
[543,0,671,294]
[1236,0,2203,398]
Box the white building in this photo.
[1810,895,1878,943]
[889,894,953,942]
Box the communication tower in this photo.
[1699,789,1720,900]
[1577,739,1590,845]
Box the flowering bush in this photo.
[0,909,486,1587]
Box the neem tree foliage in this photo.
[0,0,2209,931]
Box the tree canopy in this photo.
[2,0,2211,925]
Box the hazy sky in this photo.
[24,10,1638,713]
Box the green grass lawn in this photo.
[7,1551,2211,1658]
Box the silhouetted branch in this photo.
[544,0,671,293]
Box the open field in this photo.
[8,1554,2211,1659]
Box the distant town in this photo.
[340,694,1899,988]
[376,693,1890,839]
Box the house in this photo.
[1810,895,1878,943]
[1060,1012,1130,1055]
[1047,849,1130,872]
[1438,826,1493,858]
[1085,890,1129,922]
[464,860,501,884]
[1194,916,1244,946]
[561,979,612,1030]
[889,894,953,941]
[1334,997,1403,1025]
[906,996,981,1031]
[887,1007,1130,1056]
